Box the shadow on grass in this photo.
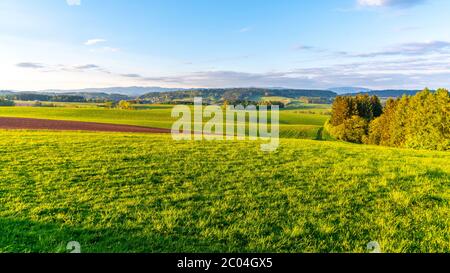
[0,218,223,253]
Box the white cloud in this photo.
[13,39,450,90]
[66,0,81,6]
[125,55,450,89]
[14,56,450,90]
[357,0,426,8]
[358,0,386,6]
[84,39,107,46]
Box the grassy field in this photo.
[0,131,448,253]
[0,105,331,139]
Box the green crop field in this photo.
[0,131,448,253]
[0,106,176,129]
[0,105,331,139]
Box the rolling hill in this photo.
[139,88,337,103]
[0,131,448,252]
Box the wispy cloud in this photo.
[130,52,450,89]
[84,39,106,46]
[84,39,119,52]
[16,62,45,69]
[16,49,450,90]
[17,62,111,74]
[357,0,426,8]
[70,64,113,74]
[66,0,81,6]
[73,64,101,70]
[292,45,329,55]
[121,73,142,78]
[293,45,315,51]
[353,41,450,57]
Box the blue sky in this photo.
[1,0,450,90]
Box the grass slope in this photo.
[0,131,448,253]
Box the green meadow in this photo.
[0,131,448,253]
[1,103,448,253]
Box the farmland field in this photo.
[0,131,448,253]
[0,105,331,139]
[0,105,176,129]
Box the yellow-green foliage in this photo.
[118,100,133,110]
[326,116,368,143]
[0,131,448,253]
[330,89,450,151]
[328,95,381,144]
[367,89,450,151]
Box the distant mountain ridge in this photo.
[2,87,338,102]
[328,87,371,94]
[0,90,16,96]
[341,89,423,97]
[1,87,430,102]
[139,88,337,104]
[40,86,184,96]
[0,87,187,101]
[330,87,426,98]
[0,90,132,101]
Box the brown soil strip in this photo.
[0,117,171,134]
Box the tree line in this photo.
[139,88,336,104]
[5,93,86,102]
[326,88,449,151]
[0,98,15,106]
